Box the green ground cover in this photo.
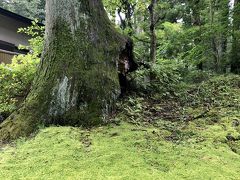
[0,75,240,179]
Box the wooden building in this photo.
[0,7,32,64]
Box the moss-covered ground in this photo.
[0,75,240,179]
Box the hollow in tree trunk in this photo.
[0,0,135,141]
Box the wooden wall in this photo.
[0,49,17,64]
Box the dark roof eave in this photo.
[0,7,44,26]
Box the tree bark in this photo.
[191,0,203,70]
[0,0,133,141]
[231,0,240,73]
[209,0,228,73]
[148,0,157,63]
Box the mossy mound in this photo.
[0,116,240,179]
[0,74,239,179]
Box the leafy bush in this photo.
[183,70,214,84]
[0,20,44,116]
[0,55,39,115]
[150,59,184,95]
[131,59,184,97]
[18,19,44,55]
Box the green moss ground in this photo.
[0,75,240,179]
[0,110,240,179]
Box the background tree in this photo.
[231,0,240,73]
[0,0,45,22]
[148,0,157,63]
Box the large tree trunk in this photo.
[0,0,133,141]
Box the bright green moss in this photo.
[1,117,240,179]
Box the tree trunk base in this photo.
[0,109,39,142]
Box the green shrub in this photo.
[0,20,44,116]
[0,54,40,115]
[130,67,151,92]
[131,59,184,97]
[150,59,184,95]
[183,70,214,84]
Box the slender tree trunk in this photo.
[231,0,240,73]
[0,0,133,141]
[148,0,157,63]
[210,1,220,72]
[191,0,203,70]
[209,0,229,73]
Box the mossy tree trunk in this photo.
[0,0,132,141]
